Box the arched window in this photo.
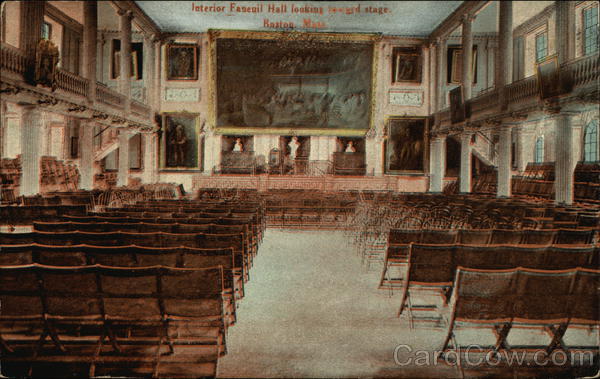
[583,120,598,162]
[534,137,544,163]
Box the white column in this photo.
[429,135,446,192]
[436,37,447,110]
[79,120,95,190]
[82,1,97,102]
[497,126,512,197]
[461,14,474,100]
[554,114,574,205]
[141,132,157,183]
[496,1,513,91]
[459,132,473,193]
[555,1,574,65]
[117,130,131,187]
[429,42,437,113]
[309,135,320,161]
[144,34,155,106]
[118,10,133,110]
[153,38,162,110]
[20,105,43,196]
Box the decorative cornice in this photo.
[513,4,555,37]
[45,3,83,36]
[429,1,487,43]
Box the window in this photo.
[535,137,544,163]
[583,6,599,55]
[41,22,51,40]
[583,120,598,162]
[535,32,548,62]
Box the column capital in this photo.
[461,13,476,24]
[117,9,133,19]
[430,133,448,141]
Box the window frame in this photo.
[583,120,598,162]
[535,136,545,163]
[582,5,599,56]
[535,31,548,63]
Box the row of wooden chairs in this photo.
[386,243,598,320]
[1,196,265,377]
[40,156,80,192]
[0,156,21,204]
[0,263,227,378]
[441,266,599,356]
[388,228,598,246]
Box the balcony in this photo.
[0,43,153,123]
[436,53,599,130]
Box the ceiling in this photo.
[135,1,463,36]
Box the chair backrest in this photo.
[39,265,102,318]
[385,244,411,263]
[0,244,35,265]
[452,267,600,324]
[554,228,595,245]
[420,229,458,244]
[389,229,422,244]
[407,244,455,286]
[520,229,556,245]
[543,246,595,269]
[457,229,491,244]
[0,264,44,319]
[489,229,523,244]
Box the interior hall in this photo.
[0,1,599,378]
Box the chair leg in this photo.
[396,284,410,318]
[0,334,14,353]
[89,327,107,378]
[492,323,512,353]
[545,323,569,355]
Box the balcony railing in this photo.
[55,68,89,97]
[467,88,499,114]
[0,43,27,76]
[96,82,126,109]
[0,44,152,121]
[131,99,151,117]
[563,52,599,87]
[505,75,539,104]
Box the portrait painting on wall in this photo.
[536,55,559,99]
[167,44,198,80]
[161,113,201,169]
[391,47,422,83]
[34,39,59,88]
[449,86,466,124]
[385,118,426,173]
[215,35,373,131]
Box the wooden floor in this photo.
[217,229,599,378]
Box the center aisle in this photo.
[216,229,452,378]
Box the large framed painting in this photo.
[211,30,377,135]
[167,43,199,80]
[391,47,422,83]
[536,55,559,100]
[160,113,202,170]
[385,117,427,174]
[449,86,466,124]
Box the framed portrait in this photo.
[448,46,477,84]
[536,55,559,100]
[160,113,202,170]
[385,117,427,174]
[167,44,198,80]
[70,136,79,158]
[449,86,466,124]
[392,47,422,83]
[41,22,52,40]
